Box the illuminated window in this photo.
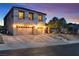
[28,12,33,20]
[18,10,25,19]
[38,15,43,21]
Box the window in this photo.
[28,12,33,20]
[18,10,25,19]
[38,15,43,21]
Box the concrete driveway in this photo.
[0,34,79,51]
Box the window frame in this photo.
[18,10,25,20]
[28,12,34,20]
[38,14,43,22]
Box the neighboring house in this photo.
[67,24,79,34]
[4,7,47,35]
[72,24,79,34]
[77,24,79,34]
[78,29,79,34]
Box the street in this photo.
[0,43,79,56]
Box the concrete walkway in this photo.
[0,34,79,51]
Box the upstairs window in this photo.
[38,15,43,21]
[18,10,25,19]
[28,12,34,20]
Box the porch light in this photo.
[44,26,46,29]
[34,25,39,29]
[13,24,16,28]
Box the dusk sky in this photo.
[0,3,79,26]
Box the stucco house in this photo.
[4,7,47,35]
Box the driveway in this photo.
[0,33,79,51]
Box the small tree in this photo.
[48,17,67,33]
[48,17,60,33]
[59,18,67,32]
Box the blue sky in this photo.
[0,3,79,26]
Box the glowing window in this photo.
[38,15,43,21]
[18,10,25,19]
[28,12,33,20]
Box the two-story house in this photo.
[4,7,47,35]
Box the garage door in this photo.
[16,27,33,35]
